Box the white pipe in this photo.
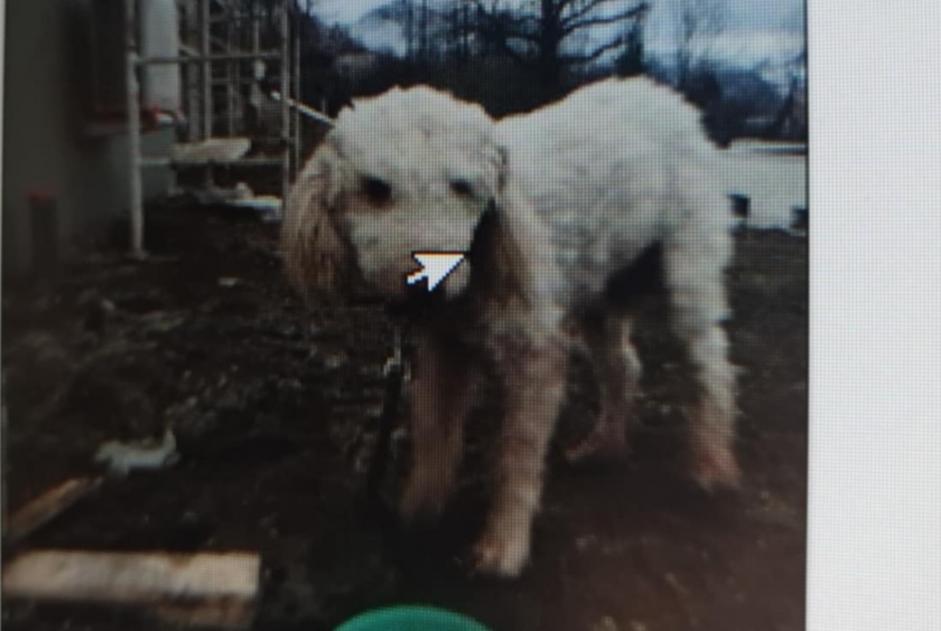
[269,91,334,127]
[125,0,145,259]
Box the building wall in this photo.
[3,0,173,276]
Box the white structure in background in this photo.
[720,140,808,233]
[1,0,332,274]
[123,0,332,258]
[139,0,182,118]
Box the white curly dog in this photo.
[282,77,739,577]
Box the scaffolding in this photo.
[123,0,302,258]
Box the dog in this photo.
[282,77,740,577]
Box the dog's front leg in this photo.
[400,328,476,525]
[473,336,567,577]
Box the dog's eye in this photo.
[362,176,392,204]
[449,179,474,197]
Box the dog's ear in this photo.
[281,146,347,300]
[471,145,537,305]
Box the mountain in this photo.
[348,0,456,57]
[348,1,407,56]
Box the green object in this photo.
[334,605,491,631]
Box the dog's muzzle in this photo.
[386,200,498,318]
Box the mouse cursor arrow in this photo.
[405,252,466,291]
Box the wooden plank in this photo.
[3,550,261,629]
[4,478,103,544]
[172,137,251,163]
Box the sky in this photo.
[306,0,806,65]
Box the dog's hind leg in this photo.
[400,330,477,525]
[663,226,741,491]
[565,312,641,463]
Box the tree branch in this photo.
[469,0,540,48]
[560,0,621,25]
[468,0,538,25]
[496,39,528,62]
[560,33,627,65]
[561,2,649,36]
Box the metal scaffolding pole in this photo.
[200,0,211,139]
[184,2,200,142]
[279,1,290,218]
[200,0,213,189]
[125,0,145,259]
[292,12,301,177]
[139,51,282,65]
[227,15,238,136]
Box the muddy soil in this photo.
[1,202,807,631]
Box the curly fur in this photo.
[282,77,740,578]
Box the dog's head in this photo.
[282,86,511,304]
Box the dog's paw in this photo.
[564,418,628,465]
[470,528,530,578]
[691,444,742,492]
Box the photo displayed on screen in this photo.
[2,1,807,629]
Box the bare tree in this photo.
[470,0,651,96]
[419,0,430,60]
[668,0,726,92]
[614,14,645,77]
[395,0,440,63]
[762,42,807,140]
[403,0,416,59]
[444,1,474,63]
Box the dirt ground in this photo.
[1,201,807,631]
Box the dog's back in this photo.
[496,77,728,308]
